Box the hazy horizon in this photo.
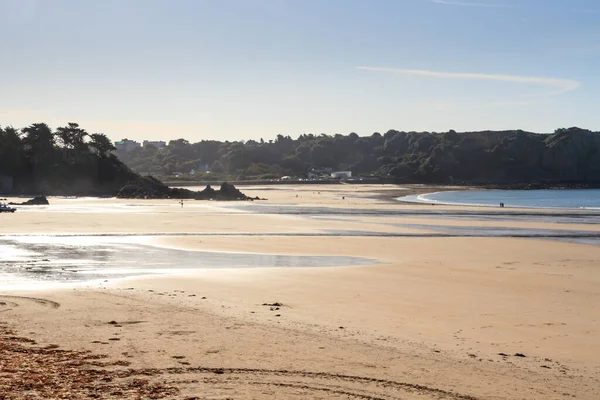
[2,0,599,142]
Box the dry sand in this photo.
[1,184,599,399]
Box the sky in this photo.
[1,0,599,142]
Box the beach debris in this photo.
[108,321,118,325]
[0,325,179,398]
[262,302,282,307]
[171,356,186,359]
[514,353,526,357]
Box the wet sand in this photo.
[1,184,599,399]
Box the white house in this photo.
[331,171,352,180]
[114,139,141,152]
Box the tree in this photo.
[89,133,116,157]
[56,122,88,150]
[21,123,55,167]
[0,126,24,174]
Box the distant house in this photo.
[143,140,166,149]
[308,167,333,180]
[114,139,141,152]
[331,171,352,180]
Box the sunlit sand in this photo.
[1,184,599,399]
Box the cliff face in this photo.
[540,130,600,182]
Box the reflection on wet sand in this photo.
[0,236,378,287]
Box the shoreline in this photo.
[396,188,600,210]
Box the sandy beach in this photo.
[1,184,599,399]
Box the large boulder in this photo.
[213,182,248,200]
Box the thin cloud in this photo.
[431,0,513,8]
[356,66,580,95]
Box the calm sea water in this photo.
[400,189,600,209]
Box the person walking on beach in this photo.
[180,199,184,208]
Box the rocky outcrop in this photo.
[116,179,263,201]
[195,183,250,200]
[9,196,50,205]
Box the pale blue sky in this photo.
[1,0,599,141]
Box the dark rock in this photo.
[262,302,283,307]
[514,353,526,357]
[9,196,49,205]
[116,178,262,201]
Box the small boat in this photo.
[0,203,16,213]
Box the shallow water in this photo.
[399,189,600,209]
[0,236,378,289]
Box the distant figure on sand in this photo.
[180,200,184,208]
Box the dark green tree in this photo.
[89,133,116,157]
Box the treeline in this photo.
[0,122,136,194]
[117,127,600,184]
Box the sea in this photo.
[399,189,600,209]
